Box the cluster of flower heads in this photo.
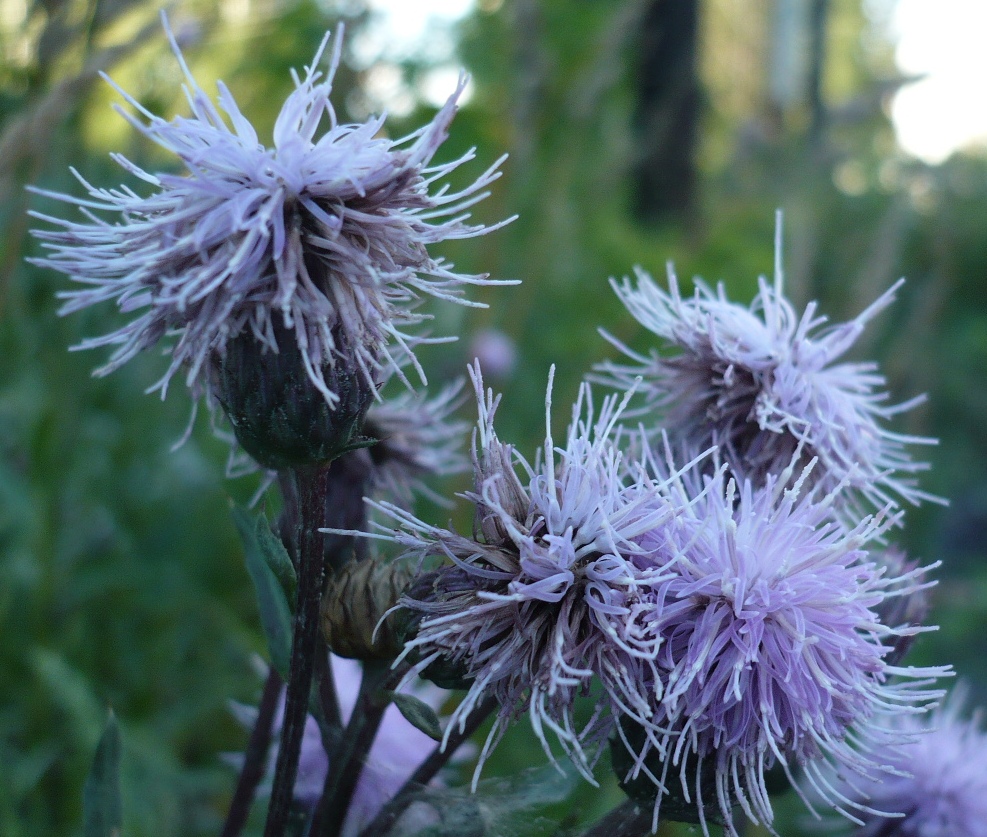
[371,347,945,834]
[29,13,512,416]
[347,217,957,835]
[27,16,955,835]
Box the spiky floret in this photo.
[618,450,946,836]
[29,14,513,409]
[364,362,689,782]
[830,687,987,837]
[596,230,939,515]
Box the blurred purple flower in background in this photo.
[29,14,513,412]
[830,687,987,837]
[231,655,457,836]
[468,328,518,380]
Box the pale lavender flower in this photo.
[617,451,946,836]
[468,328,518,379]
[596,231,939,515]
[831,688,987,837]
[29,14,513,412]
[367,362,682,782]
[231,655,459,837]
[361,376,470,509]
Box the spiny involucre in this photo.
[616,450,946,837]
[368,361,687,783]
[29,14,513,410]
[596,229,939,516]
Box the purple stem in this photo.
[263,465,331,837]
[221,667,283,837]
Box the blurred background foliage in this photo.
[2,0,986,834]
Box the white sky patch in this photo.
[351,0,476,114]
[889,0,987,163]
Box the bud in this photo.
[216,321,376,471]
[322,558,415,660]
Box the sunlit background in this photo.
[3,0,987,835]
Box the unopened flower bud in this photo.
[322,558,414,659]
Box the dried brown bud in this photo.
[322,558,415,659]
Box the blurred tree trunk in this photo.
[630,0,702,226]
[806,0,830,148]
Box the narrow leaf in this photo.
[255,515,297,602]
[232,505,293,679]
[83,711,122,837]
[384,691,443,741]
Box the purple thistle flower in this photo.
[360,376,470,509]
[365,362,682,782]
[596,227,939,515]
[29,14,513,412]
[830,687,987,837]
[618,450,946,836]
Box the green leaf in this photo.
[383,691,443,741]
[254,513,297,602]
[232,505,294,679]
[83,711,122,837]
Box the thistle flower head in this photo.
[371,362,679,781]
[617,453,946,836]
[831,687,987,837]
[30,14,513,416]
[596,227,939,514]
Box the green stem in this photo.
[576,800,657,837]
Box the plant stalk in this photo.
[221,667,283,837]
[263,465,332,837]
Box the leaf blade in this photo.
[82,711,122,837]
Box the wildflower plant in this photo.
[29,12,513,467]
[30,15,955,837]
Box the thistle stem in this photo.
[358,696,498,837]
[576,800,656,837]
[263,465,332,837]
[221,667,283,837]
